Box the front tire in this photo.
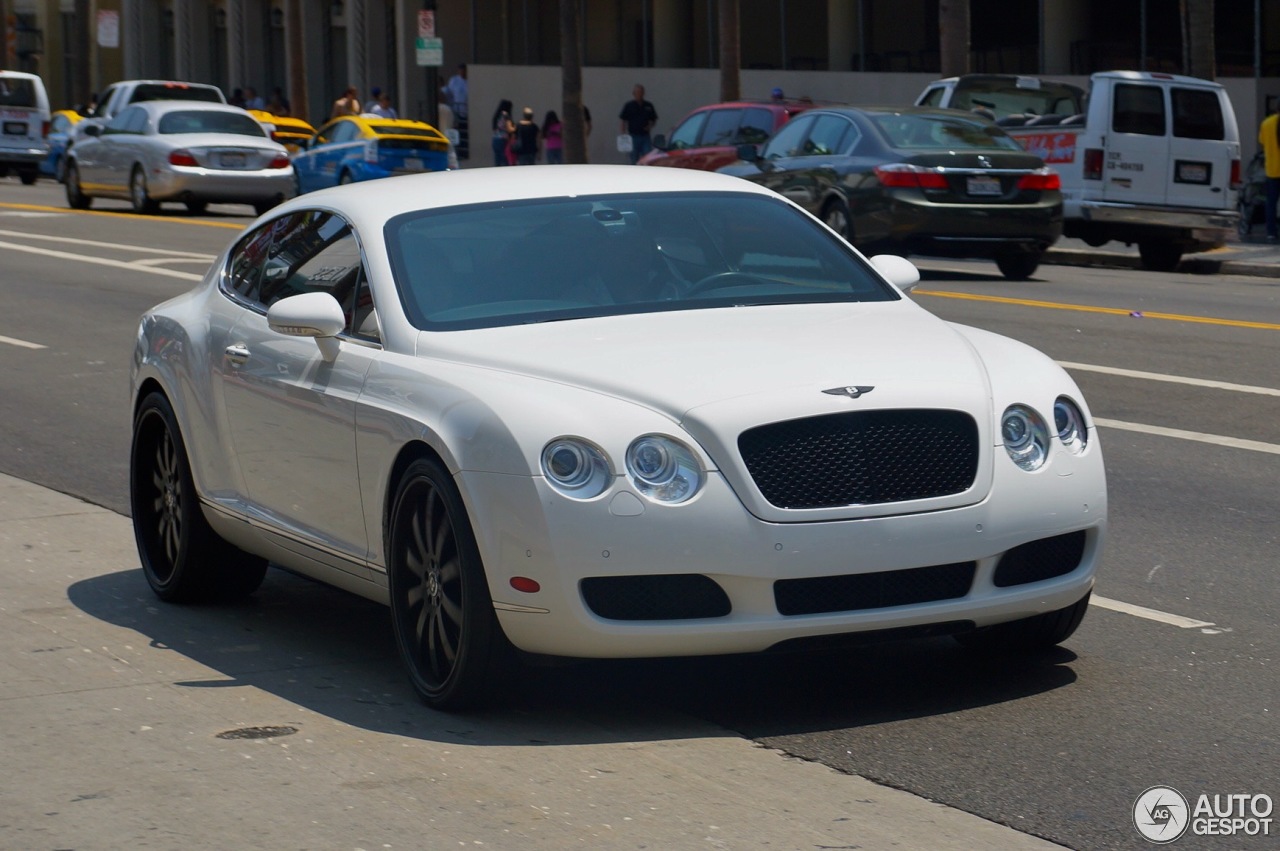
[955,591,1091,652]
[130,392,267,602]
[130,166,159,214]
[1137,240,1182,272]
[65,162,91,209]
[995,248,1043,280]
[387,457,513,710]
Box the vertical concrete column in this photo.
[827,0,855,72]
[1042,0,1088,75]
[123,0,144,78]
[226,0,246,91]
[651,0,689,68]
[172,0,196,79]
[394,0,426,118]
[347,0,367,103]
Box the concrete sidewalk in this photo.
[1046,232,1280,278]
[0,472,1063,850]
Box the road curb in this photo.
[1044,248,1280,279]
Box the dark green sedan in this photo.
[720,106,1062,280]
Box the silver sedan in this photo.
[64,100,293,216]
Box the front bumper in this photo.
[147,166,295,204]
[459,436,1106,659]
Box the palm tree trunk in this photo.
[719,0,740,103]
[1181,0,1215,80]
[286,0,309,122]
[939,0,970,77]
[560,0,586,163]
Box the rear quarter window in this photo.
[1171,88,1225,140]
[0,77,38,108]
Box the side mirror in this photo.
[736,143,759,162]
[83,124,102,138]
[869,255,921,292]
[652,133,667,151]
[267,292,346,361]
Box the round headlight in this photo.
[540,438,611,499]
[1001,405,1049,471]
[625,435,704,503]
[1053,396,1088,454]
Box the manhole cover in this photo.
[216,725,299,740]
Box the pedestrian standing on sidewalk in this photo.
[491,100,515,167]
[618,84,657,164]
[542,110,564,164]
[513,107,539,165]
[1259,99,1280,243]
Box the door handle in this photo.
[224,344,250,366]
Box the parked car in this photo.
[291,114,455,194]
[64,100,293,215]
[248,109,315,153]
[0,69,51,185]
[917,72,1241,271]
[41,108,82,179]
[721,106,1063,279]
[129,165,1106,711]
[638,99,820,171]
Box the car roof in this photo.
[249,109,314,130]
[133,100,255,115]
[274,164,785,227]
[340,114,442,131]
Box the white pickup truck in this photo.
[917,72,1240,271]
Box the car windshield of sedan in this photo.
[872,113,1024,151]
[387,192,897,330]
[158,110,267,138]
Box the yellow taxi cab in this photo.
[248,109,315,153]
[291,113,455,194]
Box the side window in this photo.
[805,115,853,156]
[737,108,775,145]
[104,107,138,135]
[1113,84,1165,136]
[225,223,278,302]
[124,108,149,134]
[762,114,817,159]
[259,211,370,337]
[667,111,707,149]
[330,121,359,144]
[1171,88,1225,140]
[919,87,946,108]
[702,108,743,146]
[312,122,337,146]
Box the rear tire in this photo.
[65,162,91,209]
[252,199,277,217]
[387,457,515,710]
[822,198,852,241]
[955,591,1091,652]
[338,170,354,186]
[1137,240,1182,272]
[130,392,268,603]
[19,168,38,185]
[995,248,1043,280]
[130,166,159,214]
[184,200,208,214]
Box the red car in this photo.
[639,99,819,171]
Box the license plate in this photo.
[1176,161,1210,184]
[3,121,27,136]
[219,152,247,168]
[404,157,423,170]
[966,175,1002,196]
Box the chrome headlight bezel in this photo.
[540,437,612,499]
[625,434,704,504]
[1001,404,1050,471]
[1053,396,1089,455]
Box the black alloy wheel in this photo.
[823,198,852,240]
[954,591,1091,651]
[65,162,91,209]
[387,457,512,710]
[130,392,267,602]
[130,166,159,214]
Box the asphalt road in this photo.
[1,177,1276,850]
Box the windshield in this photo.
[158,110,266,137]
[132,83,224,105]
[871,113,1025,151]
[387,192,897,331]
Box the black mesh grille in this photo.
[774,562,976,616]
[739,410,979,509]
[581,574,731,621]
[993,531,1087,587]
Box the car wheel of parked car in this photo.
[64,163,91,209]
[387,456,513,710]
[130,166,159,214]
[184,200,208,214]
[252,200,276,217]
[954,591,1091,652]
[19,168,38,185]
[130,392,268,603]
[338,170,354,185]
[822,198,852,240]
[995,248,1043,280]
[1137,240,1182,272]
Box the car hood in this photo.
[417,300,992,422]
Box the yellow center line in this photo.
[0,201,246,230]
[914,288,1280,331]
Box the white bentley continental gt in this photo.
[129,165,1107,710]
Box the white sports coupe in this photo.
[129,165,1107,710]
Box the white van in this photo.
[0,70,51,185]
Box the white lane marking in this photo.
[0,240,202,281]
[0,334,46,349]
[0,228,216,260]
[132,257,213,268]
[1059,361,1280,398]
[0,211,64,218]
[1091,595,1216,629]
[1095,417,1280,456]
